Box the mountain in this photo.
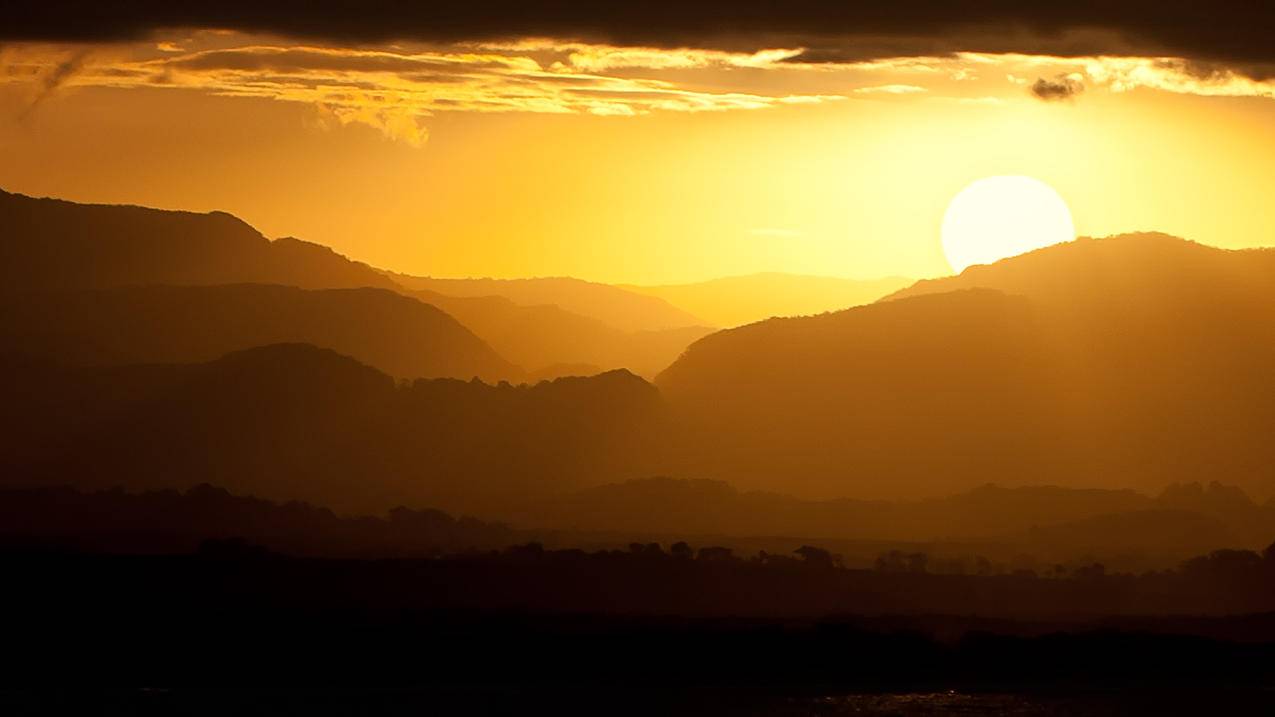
[658,235,1275,499]
[0,284,517,381]
[517,477,1153,542]
[0,344,667,515]
[409,287,713,378]
[883,233,1275,308]
[0,484,521,557]
[0,189,707,377]
[390,274,708,332]
[494,476,1269,571]
[0,189,398,292]
[622,273,912,328]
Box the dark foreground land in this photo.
[8,687,1275,716]
[4,548,1275,715]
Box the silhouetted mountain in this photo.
[390,273,708,331]
[527,363,606,382]
[0,189,713,377]
[884,232,1275,308]
[512,477,1270,566]
[0,189,399,291]
[622,273,912,327]
[409,287,713,378]
[0,483,520,557]
[659,235,1275,499]
[1025,509,1233,558]
[0,284,517,381]
[0,345,667,515]
[659,289,1055,497]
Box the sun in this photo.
[940,176,1075,273]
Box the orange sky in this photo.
[2,33,1274,283]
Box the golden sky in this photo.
[2,31,1274,283]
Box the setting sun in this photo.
[940,176,1075,273]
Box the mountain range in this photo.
[658,234,1275,500]
[622,273,911,327]
[0,283,515,381]
[0,344,665,515]
[0,188,731,379]
[389,273,706,332]
[3,187,1274,553]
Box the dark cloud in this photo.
[1031,74,1084,101]
[6,2,1275,79]
[168,48,516,75]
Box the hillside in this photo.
[510,477,1270,570]
[0,484,520,557]
[0,284,517,381]
[658,235,1275,499]
[624,273,911,327]
[0,189,398,292]
[0,344,667,515]
[884,233,1275,308]
[0,189,712,378]
[409,288,713,378]
[391,274,708,332]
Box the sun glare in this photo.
[940,176,1075,273]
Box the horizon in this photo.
[0,184,1255,288]
[3,18,1274,285]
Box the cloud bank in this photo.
[6,2,1275,79]
[0,42,846,145]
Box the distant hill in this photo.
[883,233,1275,308]
[502,476,1271,570]
[0,483,522,558]
[659,235,1275,499]
[623,273,912,327]
[408,288,713,378]
[0,344,667,515]
[522,477,1152,542]
[0,189,710,377]
[0,189,398,291]
[0,284,517,381]
[390,274,708,332]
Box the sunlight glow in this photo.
[940,176,1075,273]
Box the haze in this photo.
[4,4,1275,711]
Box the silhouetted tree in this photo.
[875,550,906,572]
[794,545,834,569]
[906,552,928,574]
[670,541,692,560]
[1181,549,1261,578]
[696,546,734,562]
[1074,563,1106,579]
[629,542,664,557]
[505,541,545,559]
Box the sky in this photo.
[2,5,1274,284]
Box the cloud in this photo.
[0,42,844,144]
[5,3,1275,80]
[1030,73,1083,101]
[1084,57,1275,100]
[853,84,927,95]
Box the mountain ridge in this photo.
[624,272,913,328]
[658,234,1275,500]
[0,283,518,381]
